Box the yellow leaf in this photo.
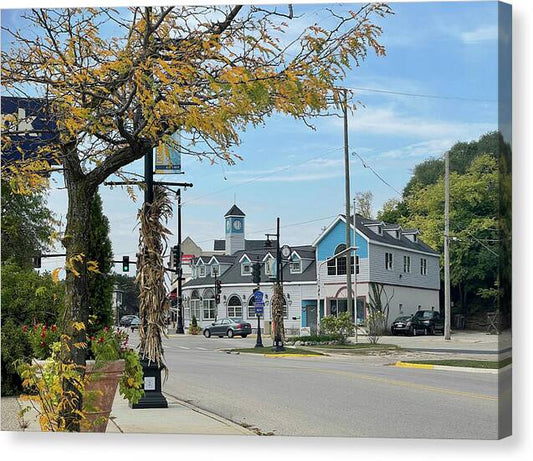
[52,267,62,283]
[72,322,86,332]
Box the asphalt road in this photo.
[130,332,511,439]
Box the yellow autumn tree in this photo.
[2,4,391,429]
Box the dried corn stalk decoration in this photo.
[136,186,172,368]
[271,282,285,344]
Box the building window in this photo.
[351,255,359,275]
[198,265,206,277]
[396,230,400,239]
[227,295,243,318]
[190,290,201,321]
[241,257,251,276]
[420,258,427,275]
[403,255,411,273]
[264,255,275,277]
[377,226,382,235]
[327,258,336,275]
[202,289,216,320]
[385,252,393,271]
[211,264,219,277]
[290,255,301,274]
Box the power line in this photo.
[351,150,403,196]
[181,146,344,207]
[345,86,496,103]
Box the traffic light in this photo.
[122,255,130,272]
[215,294,221,305]
[216,279,222,295]
[252,262,261,284]
[171,245,180,270]
[32,253,42,269]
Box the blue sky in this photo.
[1,1,508,273]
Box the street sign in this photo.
[253,290,264,303]
[254,303,264,316]
[1,96,60,165]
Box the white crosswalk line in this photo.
[178,346,190,350]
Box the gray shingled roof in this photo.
[224,204,245,217]
[183,245,317,287]
[213,239,278,252]
[347,214,438,255]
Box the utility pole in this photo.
[175,189,184,334]
[444,150,451,340]
[342,88,353,319]
[353,197,358,343]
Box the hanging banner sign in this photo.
[1,96,60,166]
[154,132,181,174]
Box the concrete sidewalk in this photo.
[107,391,254,435]
[1,391,254,435]
[349,329,512,354]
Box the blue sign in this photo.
[1,97,60,165]
[254,290,264,302]
[254,304,264,316]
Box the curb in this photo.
[263,353,323,358]
[394,361,511,374]
[162,392,256,436]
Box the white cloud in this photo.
[460,25,498,44]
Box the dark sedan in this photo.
[119,314,139,327]
[413,310,444,335]
[391,315,426,336]
[203,318,252,338]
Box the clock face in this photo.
[233,219,242,231]
[281,245,291,258]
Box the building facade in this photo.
[177,206,440,334]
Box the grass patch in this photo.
[402,357,512,369]
[229,347,324,356]
[308,343,400,350]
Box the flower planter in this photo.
[82,359,125,432]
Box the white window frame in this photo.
[403,255,411,273]
[289,255,302,274]
[241,256,251,276]
[264,255,275,277]
[385,252,393,271]
[420,258,427,275]
[211,264,219,277]
[198,265,206,278]
[190,299,201,321]
[227,295,243,318]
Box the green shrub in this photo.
[286,334,341,344]
[319,313,355,344]
[1,318,32,395]
[188,316,202,335]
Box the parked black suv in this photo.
[413,310,444,335]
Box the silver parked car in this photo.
[203,318,252,338]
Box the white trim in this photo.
[208,256,220,265]
[262,252,275,262]
[195,257,207,266]
[198,265,206,277]
[183,281,317,290]
[239,254,251,263]
[312,215,371,247]
[370,240,439,257]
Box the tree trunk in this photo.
[61,175,95,431]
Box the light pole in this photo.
[444,150,451,340]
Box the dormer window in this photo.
[240,255,251,276]
[211,264,219,277]
[264,254,276,277]
[290,254,302,274]
[198,265,206,277]
[396,230,400,239]
[377,226,383,235]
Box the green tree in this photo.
[1,179,55,268]
[87,191,114,337]
[354,191,373,219]
[109,274,140,317]
[402,154,499,316]
[377,198,408,224]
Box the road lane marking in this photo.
[197,347,208,350]
[306,367,498,401]
[178,346,191,350]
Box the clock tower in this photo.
[224,204,245,255]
